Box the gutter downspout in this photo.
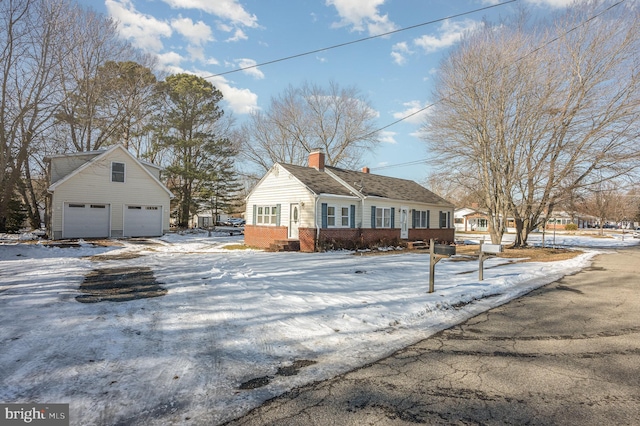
[314,194,320,251]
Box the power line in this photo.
[204,0,518,79]
[368,0,627,172]
[372,159,430,171]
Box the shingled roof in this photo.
[277,161,452,207]
[327,166,453,206]
[278,163,355,196]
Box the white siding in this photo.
[363,198,454,229]
[246,165,315,228]
[50,148,171,238]
[316,195,362,228]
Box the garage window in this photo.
[91,204,106,209]
[128,206,142,209]
[68,203,85,208]
[112,162,125,182]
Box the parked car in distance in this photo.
[633,227,640,238]
[227,218,245,227]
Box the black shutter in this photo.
[371,206,376,229]
[321,203,328,228]
[350,205,356,228]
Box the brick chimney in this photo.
[362,167,370,174]
[308,149,325,171]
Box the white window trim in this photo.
[375,207,392,229]
[111,161,125,183]
[256,205,278,226]
[327,205,351,228]
[415,210,430,229]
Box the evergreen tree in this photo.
[197,138,242,226]
[154,73,231,228]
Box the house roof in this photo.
[278,163,356,196]
[47,144,174,198]
[327,166,453,206]
[275,162,453,207]
[44,148,162,170]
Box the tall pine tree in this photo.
[155,73,233,228]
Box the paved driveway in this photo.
[226,246,640,425]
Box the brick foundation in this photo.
[244,225,288,249]
[246,225,455,252]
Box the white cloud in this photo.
[232,58,265,80]
[171,17,213,45]
[209,76,260,114]
[393,100,432,125]
[391,41,412,66]
[105,0,172,52]
[226,29,248,42]
[186,46,206,62]
[380,131,397,144]
[161,0,258,27]
[156,51,184,68]
[326,0,397,36]
[414,19,481,53]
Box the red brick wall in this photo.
[299,228,316,252]
[246,225,455,251]
[244,225,288,249]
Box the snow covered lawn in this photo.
[0,232,637,425]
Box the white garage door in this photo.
[123,205,163,237]
[63,203,110,239]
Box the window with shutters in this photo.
[375,207,392,228]
[414,210,430,228]
[256,205,278,225]
[326,205,351,227]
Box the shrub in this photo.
[565,223,578,231]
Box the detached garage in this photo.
[46,144,174,240]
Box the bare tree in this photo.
[53,6,136,152]
[422,3,640,246]
[240,80,380,172]
[0,0,71,231]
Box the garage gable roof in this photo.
[47,144,174,198]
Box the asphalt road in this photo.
[225,246,640,425]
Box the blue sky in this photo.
[78,0,580,182]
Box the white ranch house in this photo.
[245,150,455,252]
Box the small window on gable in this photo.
[112,162,125,182]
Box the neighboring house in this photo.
[454,207,490,232]
[45,144,174,240]
[191,212,232,228]
[544,211,598,230]
[244,150,455,252]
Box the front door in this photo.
[289,203,300,239]
[400,206,409,239]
